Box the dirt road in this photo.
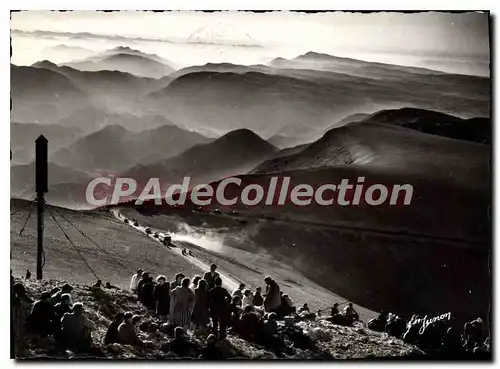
[111,209,239,291]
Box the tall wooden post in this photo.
[35,135,48,280]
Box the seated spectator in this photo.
[104,312,125,345]
[279,293,295,316]
[199,334,224,360]
[232,283,246,300]
[238,305,262,341]
[53,293,73,337]
[228,296,242,329]
[343,303,359,322]
[117,312,143,346]
[61,303,95,350]
[242,289,253,307]
[166,327,196,358]
[367,311,388,332]
[27,291,54,336]
[298,303,310,313]
[441,326,463,354]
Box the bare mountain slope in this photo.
[125,128,277,187]
[252,121,490,189]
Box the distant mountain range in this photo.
[61,46,175,79]
[11,122,84,165]
[50,124,210,172]
[13,51,490,140]
[147,52,489,140]
[11,65,91,124]
[124,128,277,187]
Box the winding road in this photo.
[111,209,239,291]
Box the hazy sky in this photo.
[11,11,490,76]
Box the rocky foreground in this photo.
[14,278,423,360]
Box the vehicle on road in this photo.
[162,234,172,246]
[124,219,129,224]
[153,232,159,238]
[133,221,139,226]
[212,208,221,214]
[145,228,152,235]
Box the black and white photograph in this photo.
[9,9,492,360]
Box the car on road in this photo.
[133,221,139,226]
[212,208,221,214]
[145,228,152,235]
[124,219,129,224]
[153,232,159,238]
[231,210,238,216]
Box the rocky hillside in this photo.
[13,278,422,360]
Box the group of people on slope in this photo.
[11,276,95,352]
[126,264,293,340]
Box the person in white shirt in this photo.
[129,268,143,293]
[242,289,253,307]
[232,283,246,300]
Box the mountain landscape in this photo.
[62,46,176,79]
[10,10,492,361]
[50,124,211,172]
[124,129,277,188]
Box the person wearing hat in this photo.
[203,264,220,291]
[129,268,143,293]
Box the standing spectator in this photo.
[129,269,143,293]
[203,264,220,291]
[169,278,196,328]
[137,272,150,295]
[208,277,231,339]
[170,273,185,291]
[153,276,170,320]
[252,287,264,307]
[190,275,202,291]
[263,277,281,313]
[192,279,210,328]
[138,276,156,309]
